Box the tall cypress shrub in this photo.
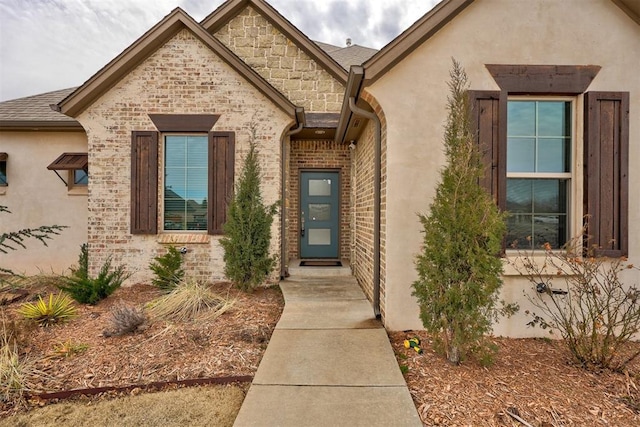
[412,59,507,364]
[220,135,278,292]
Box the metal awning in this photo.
[47,152,88,186]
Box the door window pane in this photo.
[308,229,331,245]
[309,204,331,221]
[309,179,331,196]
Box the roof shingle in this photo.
[0,88,81,128]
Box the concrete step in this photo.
[287,259,352,277]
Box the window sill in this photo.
[68,187,88,196]
[157,233,211,244]
[502,253,578,277]
[0,186,6,195]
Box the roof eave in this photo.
[58,7,298,119]
[201,0,348,84]
[612,0,640,25]
[0,120,84,131]
[334,66,364,144]
[363,0,474,85]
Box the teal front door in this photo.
[300,171,340,259]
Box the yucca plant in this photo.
[147,279,234,322]
[17,293,77,326]
[52,340,89,358]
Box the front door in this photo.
[300,171,339,259]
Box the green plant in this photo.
[147,279,234,322]
[103,304,146,337]
[17,293,77,326]
[399,364,409,375]
[52,340,89,358]
[512,229,640,371]
[220,126,278,292]
[0,205,67,276]
[412,59,509,365]
[149,246,184,292]
[59,255,130,305]
[71,243,89,280]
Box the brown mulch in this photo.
[1,280,284,416]
[4,279,640,425]
[389,331,640,426]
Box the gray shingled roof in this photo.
[1,39,379,126]
[315,41,379,70]
[0,88,81,128]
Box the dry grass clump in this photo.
[146,280,235,322]
[1,314,45,404]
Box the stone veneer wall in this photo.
[213,6,345,112]
[351,91,387,321]
[288,140,351,261]
[76,29,292,283]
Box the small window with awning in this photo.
[47,153,88,188]
[0,153,7,186]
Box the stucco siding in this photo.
[0,131,88,275]
[367,0,640,334]
[75,29,292,284]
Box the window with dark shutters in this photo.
[131,131,159,234]
[208,132,235,235]
[584,92,629,257]
[470,89,629,256]
[130,130,235,236]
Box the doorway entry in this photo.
[300,171,339,259]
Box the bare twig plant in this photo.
[511,227,640,371]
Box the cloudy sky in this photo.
[0,0,439,102]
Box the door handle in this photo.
[301,211,305,237]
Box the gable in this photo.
[57,8,296,119]
[203,1,347,112]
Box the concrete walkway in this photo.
[233,275,422,427]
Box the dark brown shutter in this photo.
[468,90,506,211]
[208,132,235,235]
[584,92,629,257]
[131,131,159,234]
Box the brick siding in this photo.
[76,29,292,284]
[351,90,387,321]
[288,139,351,262]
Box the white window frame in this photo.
[505,96,577,250]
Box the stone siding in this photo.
[76,29,292,284]
[214,6,345,112]
[288,140,351,261]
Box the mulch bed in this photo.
[1,280,284,416]
[389,331,640,426]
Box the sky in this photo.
[0,0,439,102]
